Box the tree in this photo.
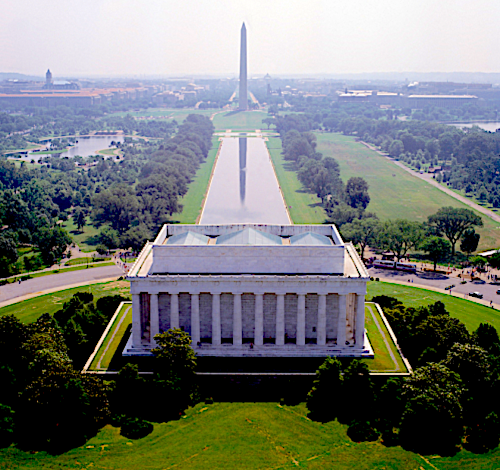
[428,207,483,257]
[400,363,465,453]
[262,118,275,130]
[151,328,198,414]
[341,218,380,259]
[376,219,424,261]
[473,323,500,356]
[0,233,18,276]
[36,226,72,265]
[388,140,404,157]
[91,184,139,234]
[345,177,370,210]
[307,357,343,421]
[420,236,450,271]
[460,228,480,257]
[121,224,151,253]
[74,208,86,232]
[489,251,500,270]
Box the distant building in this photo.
[407,94,478,108]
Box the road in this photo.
[369,266,500,308]
[359,141,500,224]
[0,265,124,307]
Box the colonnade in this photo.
[132,292,365,350]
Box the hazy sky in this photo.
[2,0,500,77]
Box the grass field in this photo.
[0,280,130,324]
[174,137,221,224]
[367,281,500,333]
[63,216,104,252]
[65,257,111,266]
[266,137,326,224]
[212,110,268,131]
[1,401,498,469]
[316,133,500,251]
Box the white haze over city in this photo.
[1,0,500,77]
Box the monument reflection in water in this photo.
[239,137,247,202]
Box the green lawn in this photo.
[0,280,130,324]
[364,303,407,373]
[368,281,500,333]
[88,302,132,371]
[63,216,104,252]
[212,110,268,131]
[266,137,326,224]
[174,137,221,224]
[316,133,500,251]
[2,401,498,469]
[65,257,111,266]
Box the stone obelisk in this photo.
[239,23,248,111]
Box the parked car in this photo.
[469,292,484,299]
[496,289,500,295]
[472,279,486,284]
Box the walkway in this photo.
[359,141,500,224]
[0,265,123,308]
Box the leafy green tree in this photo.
[151,329,198,415]
[420,236,450,271]
[460,228,480,257]
[0,233,18,276]
[307,357,343,421]
[341,218,380,259]
[0,404,15,447]
[36,226,71,265]
[400,363,465,453]
[345,177,370,210]
[92,184,139,234]
[120,224,151,252]
[74,208,86,232]
[376,219,424,261]
[428,207,483,256]
[388,140,404,157]
[489,251,500,269]
[342,360,375,422]
[473,323,500,356]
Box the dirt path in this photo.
[359,141,500,224]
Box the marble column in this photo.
[233,293,242,346]
[212,293,221,346]
[276,294,285,345]
[170,293,179,329]
[297,294,306,346]
[191,294,200,345]
[132,293,142,348]
[355,294,365,348]
[254,293,264,346]
[317,294,326,345]
[150,293,159,346]
[337,294,347,347]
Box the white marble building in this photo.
[125,224,372,358]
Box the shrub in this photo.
[120,417,154,439]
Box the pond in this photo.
[448,122,500,132]
[200,137,290,225]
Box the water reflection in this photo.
[239,137,247,202]
[200,137,290,224]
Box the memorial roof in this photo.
[165,231,210,245]
[290,231,332,246]
[216,227,282,245]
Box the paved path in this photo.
[359,141,500,223]
[369,267,500,309]
[0,265,124,307]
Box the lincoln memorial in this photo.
[124,223,372,358]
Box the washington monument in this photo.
[239,23,248,111]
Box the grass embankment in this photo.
[174,137,221,224]
[364,303,407,373]
[2,401,496,469]
[316,133,500,251]
[88,302,132,371]
[212,110,267,131]
[65,257,111,266]
[368,281,500,333]
[266,137,326,224]
[0,281,130,324]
